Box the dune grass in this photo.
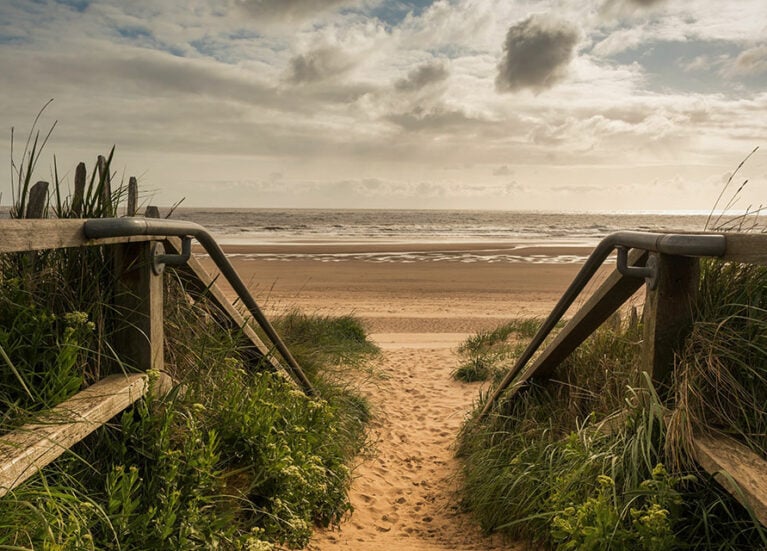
[0,133,376,548]
[452,318,561,383]
[452,319,539,383]
[457,262,767,549]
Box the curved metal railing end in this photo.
[84,217,314,395]
[476,231,726,422]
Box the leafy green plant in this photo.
[0,280,95,417]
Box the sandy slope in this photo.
[308,333,520,551]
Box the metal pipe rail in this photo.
[84,218,314,395]
[477,231,726,421]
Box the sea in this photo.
[170,208,718,265]
[0,206,729,263]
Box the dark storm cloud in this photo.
[496,14,580,93]
[395,61,449,92]
[287,46,356,83]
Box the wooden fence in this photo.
[477,231,767,526]
[4,200,767,526]
[0,195,309,497]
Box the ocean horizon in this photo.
[171,207,716,246]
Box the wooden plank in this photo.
[112,241,164,373]
[164,238,287,377]
[641,254,699,397]
[722,233,767,265]
[0,219,88,251]
[495,251,647,406]
[694,433,767,526]
[0,220,164,253]
[527,250,648,383]
[0,374,149,497]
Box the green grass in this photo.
[453,318,566,383]
[667,259,767,470]
[458,295,767,549]
[452,319,544,383]
[0,124,375,549]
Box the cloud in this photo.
[591,26,646,56]
[613,0,666,7]
[600,0,667,18]
[235,0,356,22]
[728,45,767,76]
[286,45,357,83]
[385,105,485,133]
[394,61,449,92]
[681,54,719,73]
[496,14,580,93]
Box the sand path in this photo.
[309,333,520,551]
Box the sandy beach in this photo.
[200,242,598,334]
[199,241,602,550]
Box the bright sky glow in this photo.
[1,0,766,211]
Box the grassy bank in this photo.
[0,144,376,548]
[458,259,767,549]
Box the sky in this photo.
[1,0,766,212]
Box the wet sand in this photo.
[200,242,600,334]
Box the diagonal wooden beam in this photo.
[694,433,767,527]
[526,250,648,383]
[0,374,149,497]
[163,238,293,383]
[486,250,648,410]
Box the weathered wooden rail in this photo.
[477,231,767,526]
[0,212,311,497]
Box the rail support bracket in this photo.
[151,237,191,275]
[617,246,658,290]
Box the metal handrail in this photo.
[477,231,726,421]
[83,218,314,395]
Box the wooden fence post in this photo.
[72,163,86,217]
[26,181,48,219]
[113,242,164,373]
[641,254,699,398]
[127,177,138,217]
[97,155,112,214]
